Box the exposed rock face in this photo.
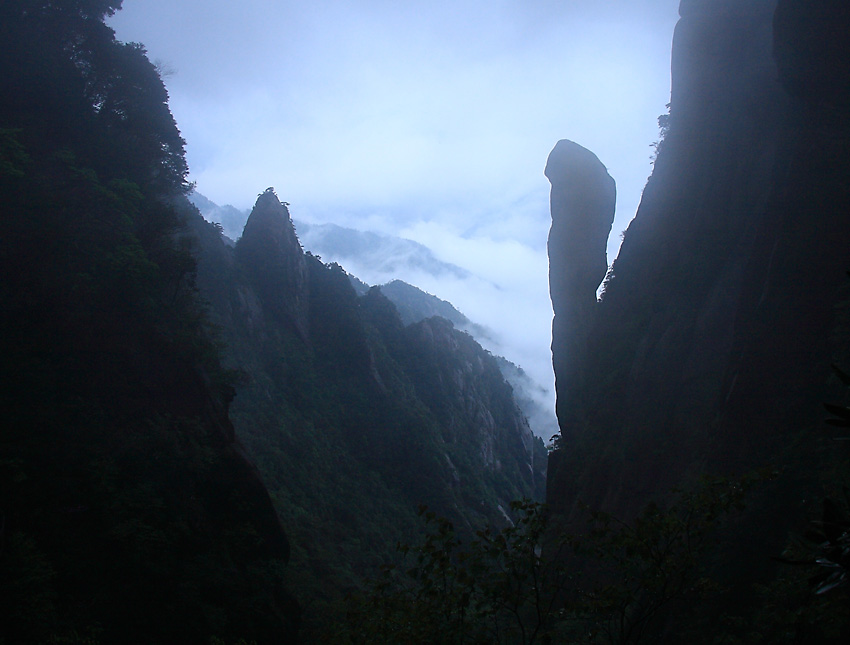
[545,140,615,436]
[547,0,850,576]
[404,315,543,497]
[236,188,310,340]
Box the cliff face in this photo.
[547,0,850,535]
[368,278,556,444]
[0,5,300,641]
[194,190,545,514]
[401,315,546,500]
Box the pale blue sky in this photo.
[110,0,680,424]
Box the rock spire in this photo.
[545,140,615,436]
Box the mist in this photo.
[110,0,680,433]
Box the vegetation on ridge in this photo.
[185,190,546,636]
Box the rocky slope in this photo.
[192,192,561,444]
[373,279,557,443]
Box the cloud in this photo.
[395,219,553,391]
[112,1,677,208]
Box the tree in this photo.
[339,477,748,644]
[339,501,570,644]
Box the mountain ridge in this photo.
[192,190,559,441]
[185,187,547,635]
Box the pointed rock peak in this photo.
[245,187,292,230]
[257,186,288,210]
[236,188,310,339]
[239,187,302,256]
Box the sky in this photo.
[109,0,680,434]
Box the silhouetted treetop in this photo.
[0,0,187,195]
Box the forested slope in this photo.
[0,4,546,640]
[186,189,546,636]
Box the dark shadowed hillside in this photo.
[192,192,560,444]
[377,279,471,327]
[17,0,850,641]
[0,2,299,642]
[373,279,558,443]
[0,3,550,641]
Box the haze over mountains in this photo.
[190,191,559,441]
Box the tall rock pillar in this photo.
[545,140,615,439]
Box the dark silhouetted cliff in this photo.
[547,0,850,633]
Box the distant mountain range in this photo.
[187,192,470,280]
[296,220,471,281]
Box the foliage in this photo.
[769,364,850,612]
[649,103,671,166]
[339,477,748,644]
[798,289,850,605]
[824,364,850,437]
[802,365,850,596]
[337,500,562,644]
[804,493,850,595]
[571,476,749,644]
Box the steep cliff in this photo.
[546,3,850,632]
[399,315,546,501]
[237,188,311,340]
[370,279,556,443]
